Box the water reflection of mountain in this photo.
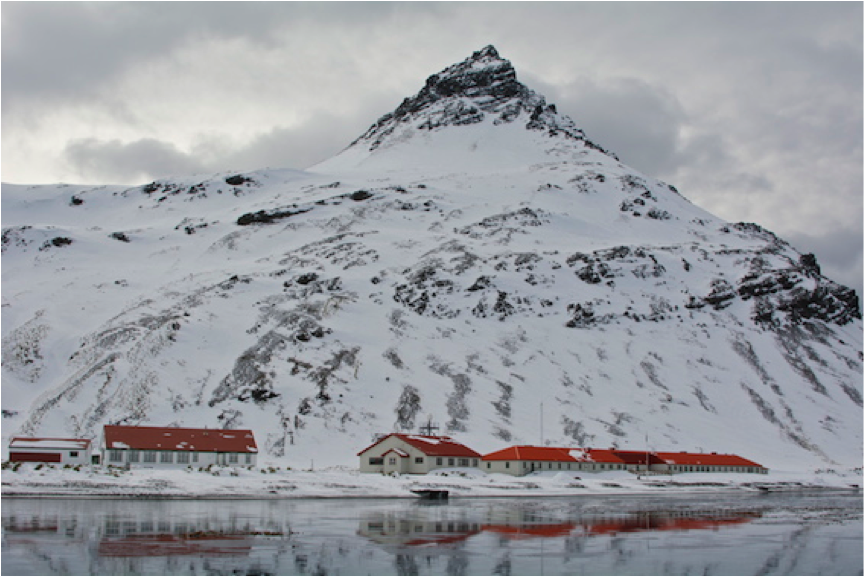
[358,508,762,549]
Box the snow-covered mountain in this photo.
[2,46,861,471]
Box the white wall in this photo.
[103,449,257,468]
[359,436,480,474]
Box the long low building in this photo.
[102,425,258,468]
[654,451,768,474]
[482,446,768,476]
[482,446,629,475]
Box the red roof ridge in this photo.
[356,433,480,458]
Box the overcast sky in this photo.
[3,2,862,296]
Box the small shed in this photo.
[8,437,92,465]
[102,425,258,468]
[358,434,481,475]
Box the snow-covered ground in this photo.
[2,463,860,499]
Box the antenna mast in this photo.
[419,415,440,437]
[540,402,544,446]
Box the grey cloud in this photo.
[62,108,379,184]
[535,76,688,177]
[2,2,429,110]
[64,138,206,183]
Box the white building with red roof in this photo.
[102,425,258,468]
[8,437,93,465]
[482,446,628,476]
[654,451,768,474]
[482,446,768,476]
[357,433,481,475]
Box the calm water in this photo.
[1,492,861,575]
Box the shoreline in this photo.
[2,463,861,501]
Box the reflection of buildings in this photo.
[358,508,762,550]
[485,511,760,540]
[4,513,286,560]
[359,512,482,547]
[98,533,252,557]
[95,517,288,558]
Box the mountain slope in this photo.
[2,46,861,470]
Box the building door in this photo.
[384,455,408,475]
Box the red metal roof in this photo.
[584,448,628,464]
[357,434,480,458]
[655,452,764,468]
[482,446,626,464]
[103,425,257,453]
[609,450,666,466]
[481,446,763,468]
[483,446,578,462]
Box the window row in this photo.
[367,456,480,467]
[486,461,627,470]
[107,450,252,464]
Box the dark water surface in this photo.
[2,491,861,575]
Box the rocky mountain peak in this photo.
[2,45,861,474]
[345,45,615,158]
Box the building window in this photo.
[177,452,190,464]
[458,458,469,467]
[128,450,140,463]
[70,451,79,458]
[143,451,157,463]
[245,453,252,464]
[415,457,424,464]
[436,458,443,466]
[369,457,384,465]
[505,462,510,469]
[472,459,478,467]
[487,463,491,469]
[448,458,454,466]
[109,450,124,463]
[388,457,396,465]
[228,453,238,464]
[160,452,173,463]
[192,452,199,463]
